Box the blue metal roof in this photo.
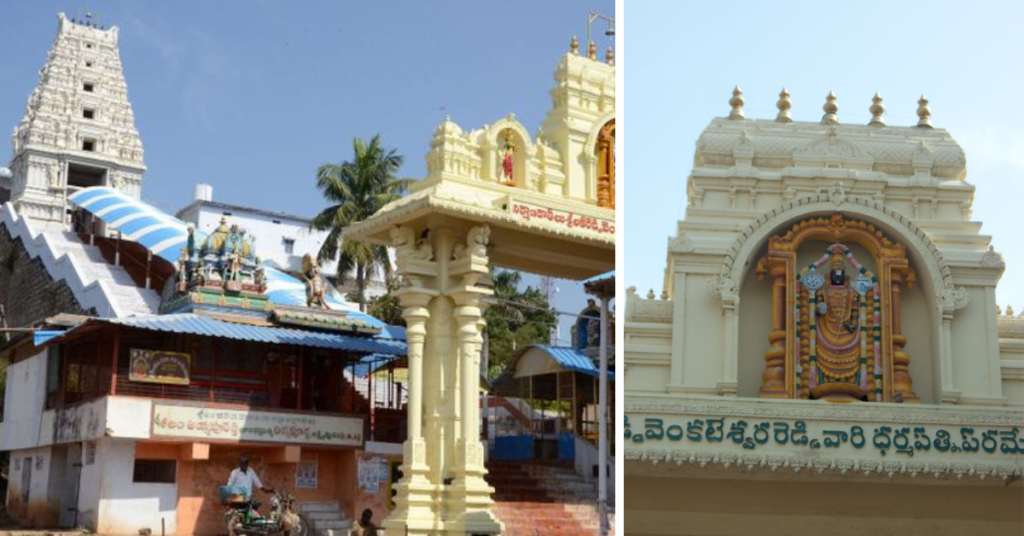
[525,345,615,380]
[67,187,401,339]
[582,270,615,285]
[71,314,406,356]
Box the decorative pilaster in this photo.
[447,225,502,535]
[890,270,919,403]
[760,260,788,398]
[384,226,440,535]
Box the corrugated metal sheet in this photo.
[532,345,615,379]
[94,314,406,356]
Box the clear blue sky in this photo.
[0,1,614,342]
[625,0,1023,311]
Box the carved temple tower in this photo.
[3,13,144,228]
[347,37,615,535]
[625,90,1022,533]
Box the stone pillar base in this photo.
[383,439,436,534]
[445,440,502,535]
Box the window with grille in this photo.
[133,459,176,484]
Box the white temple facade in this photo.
[2,12,144,228]
[624,89,1022,535]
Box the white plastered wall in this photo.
[96,439,178,536]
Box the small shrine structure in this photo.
[344,36,615,536]
[624,89,1023,534]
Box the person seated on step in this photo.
[352,508,378,536]
[227,455,275,516]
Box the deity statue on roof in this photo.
[176,215,266,294]
[302,253,329,309]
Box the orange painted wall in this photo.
[175,444,371,536]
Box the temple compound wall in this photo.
[0,225,92,328]
[624,89,1022,535]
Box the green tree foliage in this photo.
[311,135,412,312]
[366,282,405,327]
[484,270,556,379]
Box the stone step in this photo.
[310,519,352,530]
[304,511,346,522]
[299,501,341,513]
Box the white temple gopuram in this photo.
[2,13,144,227]
[624,88,1023,535]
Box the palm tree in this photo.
[311,135,412,311]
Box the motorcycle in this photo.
[220,487,309,536]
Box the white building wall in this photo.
[182,202,329,274]
[96,439,178,536]
[0,349,48,451]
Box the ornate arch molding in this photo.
[485,115,534,155]
[708,185,967,313]
[582,111,617,204]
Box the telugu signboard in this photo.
[509,202,615,237]
[151,404,364,447]
[130,349,190,385]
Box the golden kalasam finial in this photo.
[869,92,886,127]
[917,94,933,128]
[822,90,839,125]
[588,39,597,60]
[606,46,614,66]
[571,35,579,55]
[776,87,792,123]
[728,85,745,120]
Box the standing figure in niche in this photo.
[816,250,859,340]
[500,129,515,186]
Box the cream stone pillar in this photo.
[384,227,439,535]
[448,224,501,534]
[383,223,501,536]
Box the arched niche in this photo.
[486,118,533,189]
[596,120,615,209]
[736,221,935,404]
[715,192,965,405]
[583,111,616,205]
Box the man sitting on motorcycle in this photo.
[227,455,275,516]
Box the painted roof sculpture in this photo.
[68,186,402,339]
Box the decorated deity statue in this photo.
[176,247,189,292]
[500,129,515,185]
[757,213,918,403]
[302,253,329,309]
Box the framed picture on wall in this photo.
[296,455,318,489]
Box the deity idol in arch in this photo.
[756,214,918,403]
[500,129,515,186]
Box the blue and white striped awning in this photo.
[69,187,189,262]
[68,187,399,338]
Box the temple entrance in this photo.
[344,181,614,535]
